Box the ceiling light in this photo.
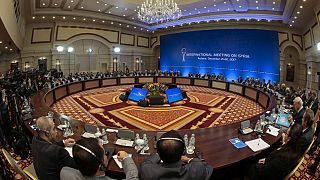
[204,7,206,8]
[300,6,303,8]
[214,4,216,7]
[93,19,95,22]
[96,1,99,3]
[272,7,275,10]
[141,28,143,30]
[132,17,135,20]
[71,0,74,2]
[217,8,220,11]
[294,16,297,19]
[52,16,56,19]
[42,3,46,6]
[68,5,70,8]
[108,11,111,13]
[123,14,126,16]
[273,1,275,4]
[303,0,306,1]
[297,11,300,14]
[113,47,120,53]
[116,6,118,8]
[292,20,295,23]
[73,17,76,20]
[5,47,8,49]
[105,4,107,6]
[88,48,93,53]
[127,25,129,27]
[63,16,66,19]
[83,18,86,20]
[81,6,84,8]
[289,24,292,27]
[32,16,35,19]
[42,16,45,19]
[54,3,58,6]
[57,46,64,52]
[125,8,127,10]
[268,20,271,22]
[224,1,226,4]
[102,20,105,23]
[134,27,136,28]
[119,23,122,26]
[9,49,12,51]
[239,6,242,8]
[111,22,113,24]
[67,47,74,53]
[0,41,2,44]
[194,8,197,10]
[256,6,259,9]
[98,9,101,11]
[256,1,258,3]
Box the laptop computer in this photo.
[239,120,253,135]
[275,113,290,128]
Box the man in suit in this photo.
[307,92,318,114]
[140,130,213,180]
[31,116,78,180]
[289,97,306,125]
[297,108,315,155]
[60,138,138,180]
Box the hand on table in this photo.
[117,151,129,162]
[64,138,75,147]
[181,155,190,162]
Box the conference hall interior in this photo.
[0,0,320,179]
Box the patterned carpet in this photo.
[51,85,264,131]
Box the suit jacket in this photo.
[60,157,138,180]
[297,126,315,155]
[292,107,306,125]
[140,153,213,180]
[310,99,319,115]
[249,147,300,180]
[31,136,78,180]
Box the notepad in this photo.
[245,138,270,152]
[229,138,247,149]
[112,154,132,169]
[266,126,280,137]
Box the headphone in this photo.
[157,137,186,150]
[73,144,107,171]
[37,128,51,137]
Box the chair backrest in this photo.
[1,148,30,180]
[284,138,315,180]
[284,157,305,180]
[23,163,38,180]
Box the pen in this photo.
[258,139,260,146]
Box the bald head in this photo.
[36,116,54,134]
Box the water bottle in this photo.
[143,134,149,149]
[187,134,195,154]
[101,128,106,136]
[95,127,101,138]
[183,134,188,147]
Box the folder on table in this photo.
[245,138,270,152]
[229,138,247,149]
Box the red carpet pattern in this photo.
[51,85,264,131]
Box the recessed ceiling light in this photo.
[81,6,84,8]
[224,1,226,4]
[194,8,197,10]
[102,20,105,23]
[294,16,297,19]
[83,18,86,21]
[227,8,230,10]
[300,6,303,8]
[9,49,12,51]
[217,8,220,11]
[125,8,127,10]
[273,2,275,4]
[141,28,143,30]
[257,19,260,21]
[68,5,70,8]
[111,22,113,24]
[52,16,55,19]
[96,1,99,4]
[5,47,8,49]
[214,4,216,7]
[290,24,292,27]
[108,11,111,13]
[237,0,239,1]
[115,6,119,8]
[208,9,210,12]
[119,23,122,26]
[198,11,200,13]
[189,12,191,15]
[73,17,76,20]
[63,16,66,19]
[303,0,306,1]
[127,25,129,27]
[93,19,95,22]
[297,11,300,14]
[42,3,45,6]
[239,5,242,8]
[98,9,101,11]
[104,4,107,6]
[134,9,137,12]
[32,16,35,19]
[134,27,136,29]
[268,20,271,22]
[123,14,126,16]
[147,30,149,32]
[292,20,295,23]
[42,16,45,19]
[0,41,2,44]
[256,1,258,3]
[54,3,58,6]
[71,0,74,2]
[237,19,240,21]
[204,7,206,9]
[132,17,135,20]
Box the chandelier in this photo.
[138,0,182,24]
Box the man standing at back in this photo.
[140,130,213,180]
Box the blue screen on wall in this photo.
[165,88,183,104]
[128,88,148,102]
[160,29,280,82]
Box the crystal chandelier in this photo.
[138,0,182,24]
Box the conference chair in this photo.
[1,148,30,180]
[284,138,315,180]
[23,163,38,180]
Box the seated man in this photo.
[248,123,303,180]
[60,138,138,180]
[297,108,315,154]
[140,130,213,180]
[31,116,77,180]
[289,97,306,125]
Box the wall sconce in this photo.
[24,62,30,69]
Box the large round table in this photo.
[27,76,280,174]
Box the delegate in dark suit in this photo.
[32,136,78,180]
[140,153,213,180]
[292,107,306,125]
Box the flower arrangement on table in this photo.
[143,82,168,95]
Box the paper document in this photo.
[82,132,96,138]
[245,138,270,152]
[266,126,280,137]
[64,147,73,157]
[106,128,118,133]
